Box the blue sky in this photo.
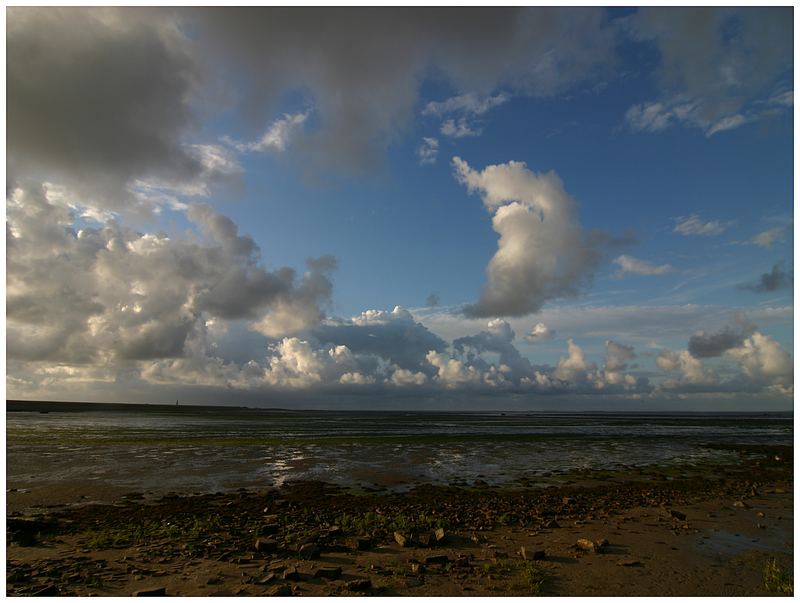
[6,6,794,409]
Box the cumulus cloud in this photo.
[453,157,603,317]
[613,255,676,276]
[417,137,439,165]
[554,339,596,383]
[625,7,792,136]
[525,322,555,343]
[673,214,732,236]
[453,319,532,379]
[313,306,446,372]
[738,263,793,293]
[656,349,717,386]
[6,185,336,366]
[725,332,792,387]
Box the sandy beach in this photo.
[7,443,792,596]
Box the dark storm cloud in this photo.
[687,315,756,358]
[7,7,204,209]
[738,263,793,293]
[185,7,615,170]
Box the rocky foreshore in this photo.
[6,444,793,596]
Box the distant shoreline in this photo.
[5,399,794,417]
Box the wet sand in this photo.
[6,444,793,596]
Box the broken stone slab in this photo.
[256,573,276,585]
[424,554,449,565]
[283,566,302,581]
[394,531,410,547]
[545,519,560,529]
[433,527,446,544]
[669,509,687,521]
[298,543,320,560]
[345,578,372,592]
[349,537,373,551]
[133,587,166,596]
[31,585,59,597]
[267,584,293,596]
[254,538,278,553]
[313,566,342,580]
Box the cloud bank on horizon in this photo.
[5,7,794,408]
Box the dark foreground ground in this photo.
[7,444,794,597]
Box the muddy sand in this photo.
[7,444,793,596]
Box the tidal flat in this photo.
[6,405,793,596]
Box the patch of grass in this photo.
[513,560,546,594]
[84,514,225,550]
[764,558,793,595]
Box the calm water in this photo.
[7,409,792,499]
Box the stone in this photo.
[256,573,276,585]
[424,555,449,565]
[346,579,372,592]
[416,531,432,547]
[313,566,342,580]
[254,538,278,553]
[669,509,687,521]
[31,585,59,596]
[394,532,410,547]
[260,523,279,535]
[267,584,293,596]
[349,537,372,551]
[133,587,166,596]
[283,566,301,581]
[327,526,343,537]
[298,543,320,560]
[576,538,607,553]
[532,549,546,561]
[409,563,425,575]
[617,559,643,567]
[545,519,560,529]
[433,527,446,543]
[263,514,279,522]
[733,500,749,509]
[756,511,766,518]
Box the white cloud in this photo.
[423,92,509,117]
[554,339,595,383]
[673,214,731,236]
[416,137,439,165]
[426,350,483,387]
[750,226,788,247]
[725,332,792,387]
[625,8,791,137]
[614,254,676,276]
[387,368,428,386]
[525,322,555,343]
[441,118,480,138]
[453,156,600,317]
[224,111,309,153]
[656,349,717,386]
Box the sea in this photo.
[6,404,792,508]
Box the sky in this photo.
[5,6,795,410]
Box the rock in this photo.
[283,566,301,581]
[433,527,446,543]
[669,509,687,521]
[133,587,166,596]
[298,543,320,560]
[349,537,372,551]
[409,563,425,575]
[260,523,279,535]
[756,511,766,518]
[454,555,471,567]
[327,526,343,537]
[531,549,546,561]
[256,573,276,585]
[346,579,372,592]
[518,546,528,560]
[576,538,605,553]
[254,538,278,553]
[394,532,410,547]
[313,566,342,580]
[545,519,560,529]
[267,584,293,596]
[416,531,432,547]
[733,500,750,509]
[424,555,449,565]
[263,513,279,522]
[617,559,643,567]
[31,585,59,596]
